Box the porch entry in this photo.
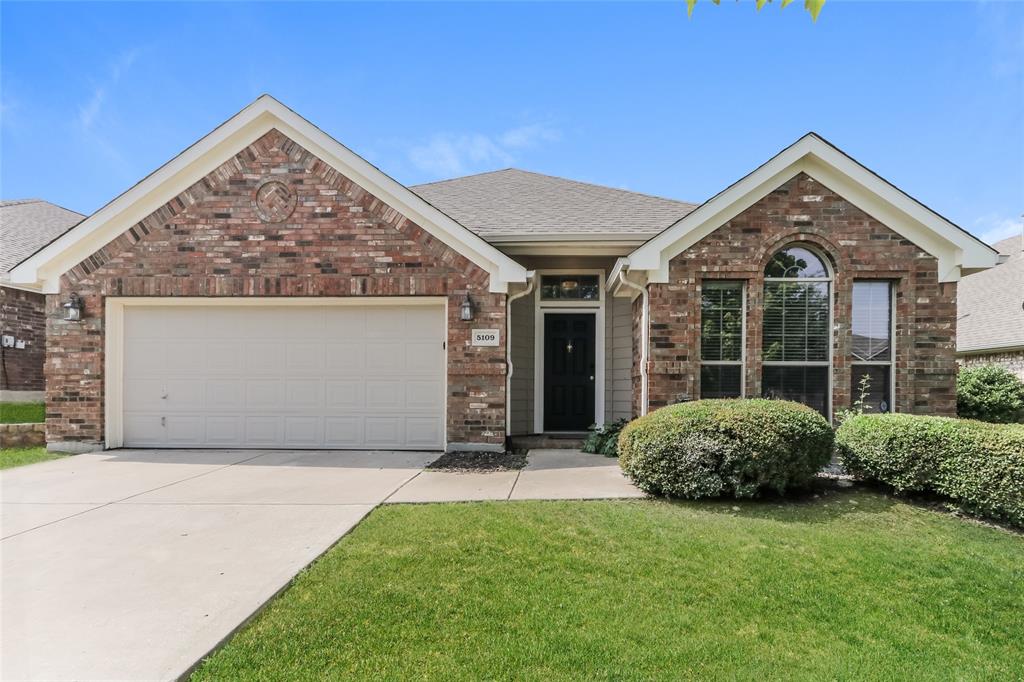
[543,313,596,431]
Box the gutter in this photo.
[505,271,536,437]
[614,264,650,416]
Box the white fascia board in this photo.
[626,134,999,284]
[11,95,527,294]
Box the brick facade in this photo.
[1,286,47,392]
[636,173,957,418]
[46,129,506,447]
[958,350,1024,381]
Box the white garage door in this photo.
[121,303,446,449]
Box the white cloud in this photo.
[972,212,1023,245]
[408,122,561,177]
[77,49,138,131]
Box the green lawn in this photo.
[0,446,64,469]
[193,491,1024,681]
[0,401,45,424]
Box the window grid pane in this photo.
[762,365,829,417]
[540,275,600,301]
[851,365,891,413]
[763,281,829,362]
[701,365,742,399]
[701,282,743,362]
[852,281,892,361]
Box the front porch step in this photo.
[508,433,587,451]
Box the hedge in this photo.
[956,365,1024,423]
[618,399,834,499]
[836,414,1024,526]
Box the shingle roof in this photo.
[957,234,1024,353]
[1,199,84,275]
[411,168,697,240]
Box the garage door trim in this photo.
[104,297,448,450]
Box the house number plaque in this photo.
[471,329,500,347]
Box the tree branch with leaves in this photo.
[686,0,826,22]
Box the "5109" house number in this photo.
[471,329,500,347]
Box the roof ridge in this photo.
[413,167,698,207]
[0,198,44,207]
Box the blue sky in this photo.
[2,1,1022,245]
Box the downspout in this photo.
[617,269,650,416]
[505,271,536,437]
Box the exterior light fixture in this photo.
[63,293,84,322]
[460,293,475,322]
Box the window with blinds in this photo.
[851,281,893,413]
[761,246,832,417]
[700,281,744,398]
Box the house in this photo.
[1,199,84,401]
[957,233,1024,379]
[8,96,998,453]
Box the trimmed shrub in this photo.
[582,418,629,457]
[956,365,1024,424]
[618,399,834,499]
[836,414,1024,526]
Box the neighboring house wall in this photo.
[639,172,957,417]
[958,351,1024,381]
[0,286,47,394]
[46,129,506,448]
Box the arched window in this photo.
[762,245,831,416]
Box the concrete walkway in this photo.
[1,448,641,681]
[387,449,644,503]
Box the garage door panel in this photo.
[325,343,365,372]
[324,417,362,447]
[244,416,282,445]
[245,380,284,409]
[121,304,444,450]
[325,380,364,409]
[365,417,403,447]
[206,380,244,410]
[284,416,321,446]
[285,379,323,409]
[124,379,165,410]
[206,416,242,445]
[406,418,443,447]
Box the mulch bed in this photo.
[426,450,528,473]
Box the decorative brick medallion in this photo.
[253,180,296,223]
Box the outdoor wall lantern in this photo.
[460,293,475,322]
[63,293,84,322]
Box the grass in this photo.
[0,446,64,469]
[193,490,1024,681]
[0,401,45,424]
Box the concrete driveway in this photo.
[1,448,436,682]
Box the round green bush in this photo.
[836,414,1024,526]
[617,399,834,499]
[956,365,1024,423]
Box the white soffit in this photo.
[10,95,528,294]
[626,134,999,283]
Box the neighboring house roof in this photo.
[622,133,1000,285]
[957,234,1024,354]
[0,199,84,277]
[8,95,528,294]
[412,169,697,241]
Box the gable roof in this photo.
[8,95,528,294]
[412,169,696,241]
[624,133,1000,284]
[957,234,1024,354]
[0,199,84,277]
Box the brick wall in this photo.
[47,129,506,447]
[638,172,957,418]
[958,351,1024,381]
[1,286,46,392]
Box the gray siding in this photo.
[605,294,633,422]
[509,293,535,435]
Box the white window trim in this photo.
[761,246,834,419]
[699,280,747,398]
[104,296,449,450]
[533,269,606,433]
[850,280,897,413]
